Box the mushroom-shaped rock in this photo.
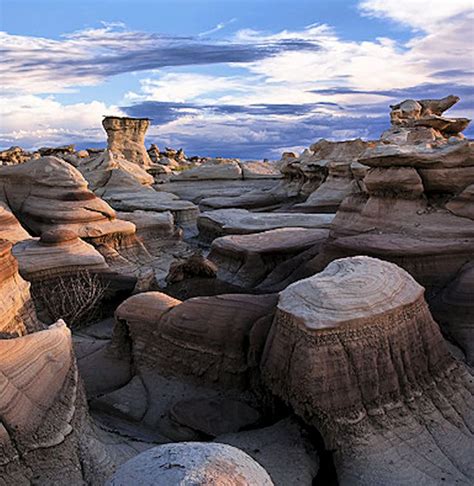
[261,256,474,485]
[114,292,277,389]
[0,156,136,242]
[0,240,42,336]
[12,229,108,281]
[0,321,114,484]
[106,442,274,485]
[102,116,153,167]
[0,202,30,243]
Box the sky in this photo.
[0,0,473,159]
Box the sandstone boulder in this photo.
[12,229,108,281]
[0,156,136,243]
[107,442,274,485]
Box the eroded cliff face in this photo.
[261,256,474,486]
[102,117,153,167]
[0,240,42,336]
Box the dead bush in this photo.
[33,270,108,329]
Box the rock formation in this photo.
[107,442,274,485]
[306,96,474,296]
[114,291,277,389]
[282,139,370,213]
[0,240,42,336]
[198,208,334,242]
[0,156,136,243]
[209,227,329,289]
[78,150,198,227]
[0,202,30,243]
[389,95,470,137]
[102,116,153,167]
[0,321,115,484]
[262,256,474,485]
[12,229,109,282]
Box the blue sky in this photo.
[1,0,473,158]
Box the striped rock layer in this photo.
[114,291,277,389]
[262,256,474,486]
[0,240,42,336]
[0,321,114,484]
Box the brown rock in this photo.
[209,227,329,288]
[0,321,115,484]
[114,292,277,389]
[0,240,43,336]
[262,256,474,485]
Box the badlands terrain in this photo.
[0,95,473,485]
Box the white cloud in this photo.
[359,0,473,31]
[0,95,123,148]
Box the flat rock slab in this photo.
[212,227,329,254]
[198,209,334,241]
[209,228,329,288]
[158,179,276,203]
[170,397,261,437]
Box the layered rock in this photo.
[0,202,30,243]
[102,116,152,167]
[198,208,334,242]
[0,156,136,243]
[0,321,114,484]
[262,256,474,485]
[389,95,470,137]
[12,229,109,281]
[313,96,474,294]
[107,442,274,485]
[78,150,198,226]
[290,139,370,212]
[114,292,277,389]
[279,139,369,200]
[0,240,42,336]
[209,227,329,289]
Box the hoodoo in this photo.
[262,256,474,485]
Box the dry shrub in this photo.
[33,270,108,329]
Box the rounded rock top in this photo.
[278,256,424,330]
[107,442,274,486]
[39,228,78,245]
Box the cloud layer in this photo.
[1,0,473,158]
